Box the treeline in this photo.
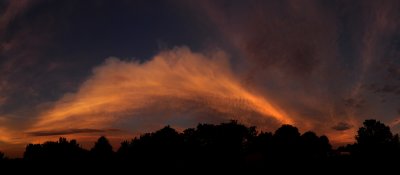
[0,119,399,171]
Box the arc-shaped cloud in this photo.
[30,47,293,133]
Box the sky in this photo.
[1,0,400,157]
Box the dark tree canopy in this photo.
[352,119,400,158]
[356,119,396,145]
[0,119,398,172]
[274,124,301,140]
[90,136,114,161]
[24,137,87,161]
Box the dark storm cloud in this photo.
[332,122,353,131]
[28,128,121,136]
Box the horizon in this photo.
[1,0,400,158]
[2,121,355,158]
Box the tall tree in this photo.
[91,136,114,161]
[354,119,400,158]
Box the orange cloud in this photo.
[0,127,11,144]
[390,118,400,128]
[0,125,21,146]
[29,47,293,134]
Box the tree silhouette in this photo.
[0,151,4,160]
[300,131,331,160]
[24,137,87,161]
[352,119,400,159]
[301,131,320,158]
[357,120,394,144]
[319,135,332,157]
[90,136,114,161]
[272,124,301,161]
[116,140,130,161]
[2,119,398,171]
[180,120,257,170]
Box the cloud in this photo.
[363,83,400,103]
[199,0,339,77]
[343,97,365,109]
[1,0,400,153]
[0,0,32,109]
[0,79,12,109]
[391,119,400,128]
[0,126,16,145]
[29,47,292,134]
[0,0,32,35]
[27,128,120,136]
[387,65,400,81]
[0,116,29,146]
[372,85,400,94]
[193,0,361,138]
[391,110,400,127]
[0,0,58,117]
[332,122,353,131]
[189,0,400,142]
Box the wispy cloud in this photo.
[0,0,32,35]
[332,122,354,131]
[29,47,292,134]
[27,128,121,136]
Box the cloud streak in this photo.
[332,122,353,131]
[29,47,292,134]
[187,0,400,143]
[28,128,120,136]
[0,0,32,35]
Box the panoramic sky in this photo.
[1,0,400,157]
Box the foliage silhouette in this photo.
[90,136,114,161]
[351,119,400,160]
[0,119,398,171]
[24,137,88,161]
